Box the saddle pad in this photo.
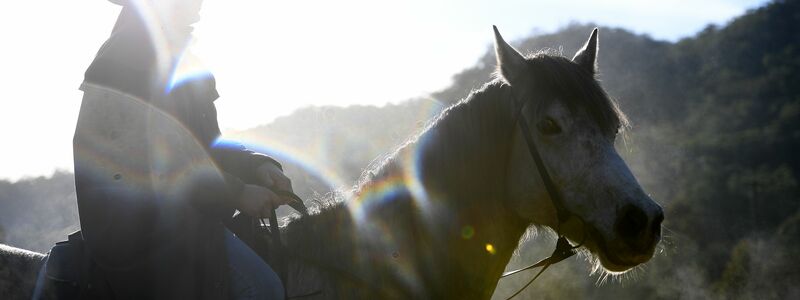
[45,234,83,284]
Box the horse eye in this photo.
[537,118,562,135]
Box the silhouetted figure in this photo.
[69,1,290,299]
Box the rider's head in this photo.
[111,0,204,28]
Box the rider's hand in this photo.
[256,162,295,201]
[234,184,288,218]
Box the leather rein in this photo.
[259,190,308,299]
[499,90,587,299]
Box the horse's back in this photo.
[0,244,45,299]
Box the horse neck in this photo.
[283,82,531,297]
[398,82,530,296]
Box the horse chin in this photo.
[594,248,641,273]
[543,219,653,273]
[580,227,647,273]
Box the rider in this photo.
[71,0,290,298]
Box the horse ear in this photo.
[572,28,599,74]
[493,25,527,85]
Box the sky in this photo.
[0,0,768,181]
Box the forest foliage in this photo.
[1,0,798,298]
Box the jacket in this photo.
[73,6,274,299]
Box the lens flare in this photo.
[121,1,210,95]
[75,84,228,203]
[165,48,213,94]
[461,226,475,240]
[216,134,347,191]
[125,0,174,85]
[486,243,496,255]
[403,97,448,219]
[350,174,411,223]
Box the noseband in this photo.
[500,88,587,299]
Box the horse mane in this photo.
[281,80,521,297]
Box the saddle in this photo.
[36,231,113,300]
[36,187,308,300]
[35,214,286,300]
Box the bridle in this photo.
[500,87,587,299]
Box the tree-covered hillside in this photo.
[1,0,798,298]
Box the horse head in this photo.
[495,27,663,273]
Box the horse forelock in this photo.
[523,52,629,136]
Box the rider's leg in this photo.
[225,229,285,300]
[31,256,47,300]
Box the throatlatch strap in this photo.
[514,101,571,222]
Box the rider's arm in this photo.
[182,83,283,185]
[178,86,287,218]
[211,141,283,184]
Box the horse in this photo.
[0,27,663,299]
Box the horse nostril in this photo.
[615,205,648,240]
